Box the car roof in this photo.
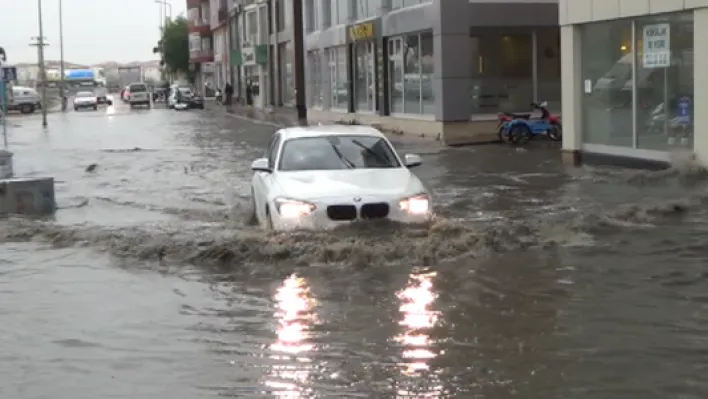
[278,125,386,141]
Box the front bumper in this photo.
[268,195,432,231]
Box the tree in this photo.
[154,17,193,82]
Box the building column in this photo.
[430,0,473,144]
[693,8,708,166]
[560,24,583,165]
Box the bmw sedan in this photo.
[249,125,431,231]
[73,91,98,111]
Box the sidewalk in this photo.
[207,102,437,144]
[206,101,299,127]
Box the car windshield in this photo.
[178,87,192,94]
[129,84,147,92]
[278,135,400,171]
[76,91,94,98]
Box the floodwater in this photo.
[2,104,708,398]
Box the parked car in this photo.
[127,83,150,109]
[73,91,98,111]
[167,85,204,109]
[248,125,430,231]
[7,86,42,114]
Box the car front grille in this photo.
[327,205,357,221]
[360,203,390,219]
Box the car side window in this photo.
[267,134,281,169]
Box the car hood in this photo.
[275,168,424,199]
[74,97,95,102]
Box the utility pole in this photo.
[292,0,307,125]
[37,0,48,127]
[58,0,66,109]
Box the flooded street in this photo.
[2,102,708,398]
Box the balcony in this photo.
[189,49,214,63]
[188,18,211,34]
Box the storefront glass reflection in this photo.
[580,21,635,147]
[389,31,435,115]
[353,41,376,112]
[327,46,349,109]
[393,271,443,397]
[279,42,294,106]
[264,274,318,397]
[580,12,694,152]
[635,13,694,151]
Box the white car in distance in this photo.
[73,91,98,111]
[127,83,151,109]
[249,125,431,231]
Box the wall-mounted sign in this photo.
[349,22,375,42]
[202,62,215,73]
[642,23,670,69]
[242,47,256,65]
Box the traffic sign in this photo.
[2,66,17,82]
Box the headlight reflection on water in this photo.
[265,274,318,398]
[394,271,444,397]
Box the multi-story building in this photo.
[227,0,559,144]
[187,0,215,95]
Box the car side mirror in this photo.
[251,158,271,172]
[404,153,422,168]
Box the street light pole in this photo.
[37,0,48,127]
[59,0,65,106]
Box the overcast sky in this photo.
[1,0,186,65]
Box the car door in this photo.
[252,132,281,221]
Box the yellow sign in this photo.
[349,22,375,41]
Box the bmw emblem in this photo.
[353,197,362,202]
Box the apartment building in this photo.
[187,0,215,94]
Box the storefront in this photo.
[561,0,706,165]
[348,20,382,114]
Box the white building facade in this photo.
[560,0,705,165]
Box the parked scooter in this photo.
[497,111,530,142]
[499,102,562,145]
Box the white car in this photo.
[73,91,98,111]
[127,82,150,109]
[249,125,431,231]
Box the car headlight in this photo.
[274,198,316,218]
[399,193,430,215]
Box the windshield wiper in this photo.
[328,142,356,169]
[351,139,392,167]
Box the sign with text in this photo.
[642,23,670,68]
[2,66,16,82]
[349,22,375,42]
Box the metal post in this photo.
[1,80,7,149]
[37,0,48,127]
[292,0,307,125]
[59,0,65,108]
